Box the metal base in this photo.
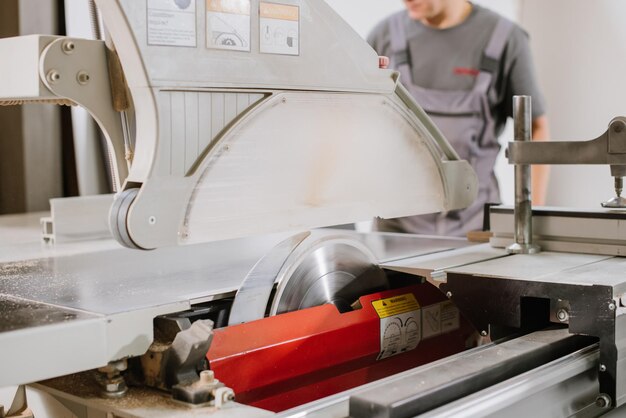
[507,242,541,254]
[601,196,626,209]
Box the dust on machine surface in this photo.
[1,1,626,417]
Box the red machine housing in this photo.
[207,283,475,412]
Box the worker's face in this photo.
[403,0,446,20]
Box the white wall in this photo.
[520,0,626,208]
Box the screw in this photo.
[62,40,75,54]
[596,394,611,408]
[609,302,617,311]
[77,71,90,85]
[445,291,453,298]
[613,121,625,133]
[480,330,488,337]
[148,216,156,225]
[556,308,569,322]
[46,70,61,84]
[281,97,287,103]
[600,364,607,372]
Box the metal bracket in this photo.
[507,116,626,166]
[39,37,129,191]
[441,273,625,408]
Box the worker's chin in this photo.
[406,9,427,20]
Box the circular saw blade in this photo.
[269,234,388,315]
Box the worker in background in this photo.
[368,0,550,237]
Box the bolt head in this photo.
[77,71,90,85]
[480,330,488,337]
[200,370,215,384]
[445,291,452,298]
[62,41,75,54]
[600,364,607,372]
[596,394,611,408]
[46,70,61,84]
[556,308,569,322]
[609,302,617,311]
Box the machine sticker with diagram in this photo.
[373,294,421,360]
[422,301,460,339]
[206,0,251,52]
[259,2,299,56]
[147,0,197,47]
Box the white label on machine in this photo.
[259,2,299,56]
[372,294,421,360]
[147,0,197,47]
[422,301,460,339]
[206,0,251,52]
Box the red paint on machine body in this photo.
[207,284,475,412]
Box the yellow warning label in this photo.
[372,294,420,319]
[207,0,250,15]
[260,2,299,21]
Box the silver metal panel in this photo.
[380,244,508,281]
[490,206,626,256]
[211,92,226,137]
[185,91,200,173]
[0,234,291,316]
[446,251,612,284]
[171,91,186,176]
[421,344,603,418]
[348,329,592,418]
[156,89,266,175]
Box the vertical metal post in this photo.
[507,96,541,255]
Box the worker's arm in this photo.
[531,115,550,206]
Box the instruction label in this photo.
[374,294,421,360]
[148,0,197,47]
[422,301,460,339]
[207,0,251,51]
[259,2,300,56]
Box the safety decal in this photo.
[259,2,300,56]
[147,0,197,47]
[422,301,460,339]
[374,294,421,360]
[207,0,251,52]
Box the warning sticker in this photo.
[147,0,197,47]
[374,294,421,360]
[207,0,251,52]
[372,294,420,319]
[422,301,461,339]
[259,2,299,56]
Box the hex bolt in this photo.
[556,308,569,322]
[600,364,607,372]
[77,71,90,85]
[445,291,453,298]
[46,70,61,84]
[62,40,75,54]
[596,394,612,408]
